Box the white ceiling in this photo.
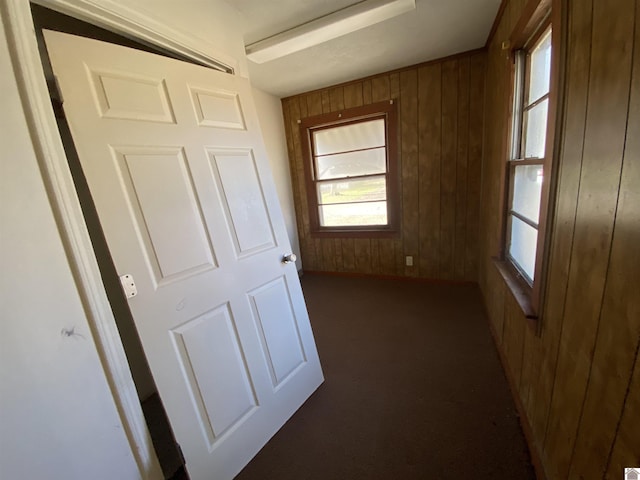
[226,0,501,98]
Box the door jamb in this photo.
[0,1,238,478]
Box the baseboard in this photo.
[485,318,548,480]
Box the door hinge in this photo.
[176,443,186,466]
[118,274,138,299]
[51,75,65,119]
[53,75,64,105]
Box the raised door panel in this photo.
[248,277,306,389]
[171,304,258,449]
[208,149,276,257]
[112,146,217,286]
[87,67,176,123]
[189,86,246,129]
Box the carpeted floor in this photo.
[235,273,535,480]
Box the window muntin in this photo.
[506,26,552,285]
[300,101,398,235]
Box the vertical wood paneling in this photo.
[370,76,390,102]
[418,63,442,278]
[455,57,470,279]
[607,351,640,478]
[298,96,324,271]
[371,75,396,275]
[344,83,364,108]
[287,97,317,270]
[389,73,404,273]
[329,87,345,110]
[282,51,485,282]
[487,267,506,343]
[400,69,419,276]
[528,0,593,448]
[543,1,635,476]
[363,79,372,104]
[478,0,640,479]
[440,60,458,280]
[306,91,323,116]
[503,293,525,386]
[519,328,541,413]
[321,90,331,113]
[466,53,485,281]
[568,8,640,475]
[369,236,380,273]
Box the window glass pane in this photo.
[313,119,385,155]
[512,165,543,223]
[319,201,387,227]
[528,29,552,104]
[523,99,548,158]
[317,176,386,205]
[508,215,538,282]
[315,147,386,180]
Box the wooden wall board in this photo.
[282,49,486,282]
[478,0,640,479]
[455,57,470,280]
[568,10,640,475]
[418,63,442,279]
[518,328,542,416]
[466,53,485,282]
[362,79,372,105]
[606,351,640,478]
[543,1,635,476]
[502,292,525,386]
[389,73,405,274]
[440,60,459,280]
[400,69,419,276]
[527,0,593,448]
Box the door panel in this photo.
[44,30,323,480]
[115,146,218,282]
[88,67,176,123]
[248,276,307,388]
[189,86,246,129]
[170,303,258,445]
[209,148,276,255]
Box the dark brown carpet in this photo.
[235,273,535,480]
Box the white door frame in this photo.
[1,1,241,478]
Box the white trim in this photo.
[0,1,220,478]
[33,0,238,74]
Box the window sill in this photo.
[492,258,540,334]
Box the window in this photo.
[497,1,558,321]
[507,26,551,284]
[299,100,398,236]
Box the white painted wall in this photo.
[0,19,140,479]
[252,86,302,271]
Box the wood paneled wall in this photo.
[281,51,485,281]
[479,0,640,479]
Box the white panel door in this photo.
[44,30,323,480]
